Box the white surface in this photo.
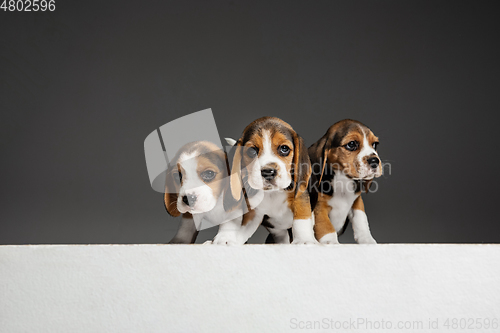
[1,244,499,332]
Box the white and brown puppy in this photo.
[308,119,382,244]
[212,117,318,245]
[164,141,240,243]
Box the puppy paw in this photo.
[212,234,239,245]
[291,238,319,245]
[319,233,339,245]
[321,240,340,245]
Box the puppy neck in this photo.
[320,169,360,198]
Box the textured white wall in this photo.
[1,245,499,333]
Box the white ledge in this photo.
[1,244,499,332]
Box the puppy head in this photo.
[310,119,382,183]
[226,117,310,205]
[164,141,228,216]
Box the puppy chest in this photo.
[327,193,357,224]
[256,192,293,228]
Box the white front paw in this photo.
[212,233,239,245]
[319,233,339,245]
[292,238,319,245]
[291,219,318,245]
[356,235,377,244]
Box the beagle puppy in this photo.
[308,119,382,244]
[164,141,242,243]
[212,116,318,245]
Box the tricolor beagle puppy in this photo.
[164,141,241,243]
[308,119,382,244]
[212,117,318,245]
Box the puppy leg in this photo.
[211,212,263,245]
[239,212,265,243]
[349,196,377,244]
[291,193,319,245]
[291,218,318,244]
[314,204,338,245]
[169,213,198,244]
[211,217,243,245]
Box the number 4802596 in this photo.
[1,0,56,11]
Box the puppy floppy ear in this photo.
[164,166,181,217]
[292,132,311,197]
[308,134,331,186]
[223,140,244,210]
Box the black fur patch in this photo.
[261,215,273,229]
[354,179,362,193]
[353,179,371,194]
[319,165,335,196]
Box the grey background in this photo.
[1,0,499,244]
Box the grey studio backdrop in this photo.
[1,0,499,244]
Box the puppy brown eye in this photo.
[344,141,358,151]
[173,171,182,183]
[246,147,258,158]
[373,142,379,150]
[201,170,216,182]
[278,145,290,156]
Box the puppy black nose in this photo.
[367,157,380,169]
[261,168,277,180]
[182,194,197,207]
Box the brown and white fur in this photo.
[308,119,382,244]
[211,117,318,245]
[164,141,242,243]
